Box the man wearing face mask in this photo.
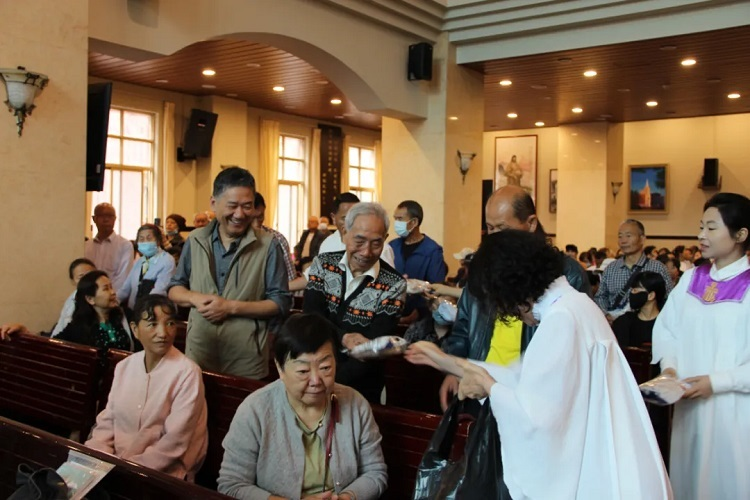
[611,271,667,348]
[390,200,447,322]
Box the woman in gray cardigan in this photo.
[218,314,387,500]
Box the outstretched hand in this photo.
[456,358,495,401]
[404,341,445,371]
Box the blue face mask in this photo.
[394,220,411,238]
[138,241,158,258]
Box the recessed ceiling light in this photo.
[246,63,261,68]
[202,69,216,76]
[507,112,518,118]
[646,100,658,107]
[728,93,741,99]
[681,58,696,66]
[499,80,512,86]
[660,45,677,51]
[273,86,285,92]
[530,84,547,90]
[557,57,572,63]
[594,140,601,144]
[572,107,583,113]
[316,80,329,85]
[330,98,342,105]
[535,121,545,127]
[226,93,238,97]
[155,79,168,83]
[201,84,216,89]
[583,70,597,77]
[617,88,631,92]
[448,116,459,121]
[543,96,552,100]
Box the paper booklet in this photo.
[56,450,115,500]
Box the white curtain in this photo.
[341,134,350,192]
[259,119,280,227]
[161,101,176,218]
[374,139,383,202]
[309,127,322,217]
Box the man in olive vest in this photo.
[169,167,291,378]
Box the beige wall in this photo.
[483,113,750,252]
[0,0,88,330]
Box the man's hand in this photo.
[456,359,495,401]
[683,375,713,399]
[342,333,369,350]
[439,375,460,411]
[196,296,231,323]
[0,323,28,341]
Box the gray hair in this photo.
[344,202,390,235]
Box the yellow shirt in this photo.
[485,318,523,366]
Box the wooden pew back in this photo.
[384,357,444,414]
[0,333,101,439]
[174,321,187,353]
[372,404,471,499]
[623,346,654,384]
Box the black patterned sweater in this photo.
[303,251,406,402]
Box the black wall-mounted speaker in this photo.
[86,82,113,191]
[703,158,719,188]
[179,108,218,161]
[408,42,433,81]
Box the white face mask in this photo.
[394,220,411,238]
[318,223,328,231]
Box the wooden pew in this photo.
[372,404,471,499]
[384,357,444,414]
[623,346,654,384]
[0,417,231,499]
[196,371,267,490]
[0,333,102,440]
[97,348,131,413]
[174,321,187,353]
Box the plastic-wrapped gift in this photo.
[639,375,691,406]
[347,336,408,360]
[406,279,431,295]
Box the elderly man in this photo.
[594,219,673,320]
[294,215,326,271]
[84,203,134,293]
[439,185,592,409]
[193,212,209,228]
[304,202,406,403]
[168,167,291,379]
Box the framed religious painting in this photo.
[628,164,668,214]
[494,135,537,203]
[549,169,558,213]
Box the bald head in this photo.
[92,203,117,238]
[485,185,539,234]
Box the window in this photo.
[91,108,156,240]
[276,135,307,246]
[348,146,376,202]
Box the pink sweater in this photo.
[86,347,208,481]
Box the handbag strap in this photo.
[323,394,339,484]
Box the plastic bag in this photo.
[639,375,691,406]
[8,464,68,500]
[347,336,408,360]
[407,279,431,295]
[413,398,511,500]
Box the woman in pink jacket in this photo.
[85,294,208,481]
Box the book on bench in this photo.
[56,450,115,500]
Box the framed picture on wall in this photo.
[628,164,668,214]
[549,169,558,213]
[494,135,537,203]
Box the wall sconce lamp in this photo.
[1,66,49,137]
[457,150,476,185]
[611,181,623,201]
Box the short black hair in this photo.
[332,192,360,214]
[136,223,164,248]
[565,244,578,253]
[254,192,266,209]
[704,192,750,251]
[644,245,656,256]
[213,166,256,198]
[621,219,645,236]
[68,258,95,279]
[633,271,667,310]
[468,230,563,322]
[397,200,424,225]
[273,313,340,367]
[132,295,178,324]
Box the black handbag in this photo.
[413,398,510,500]
[7,464,68,500]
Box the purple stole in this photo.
[687,263,750,305]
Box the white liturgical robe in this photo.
[474,277,672,500]
[652,257,750,500]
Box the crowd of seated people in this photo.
[1,163,749,499]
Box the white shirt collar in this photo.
[531,276,572,322]
[710,255,750,281]
[338,251,380,282]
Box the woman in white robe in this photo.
[407,229,672,500]
[652,192,750,500]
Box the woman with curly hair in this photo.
[407,230,672,499]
